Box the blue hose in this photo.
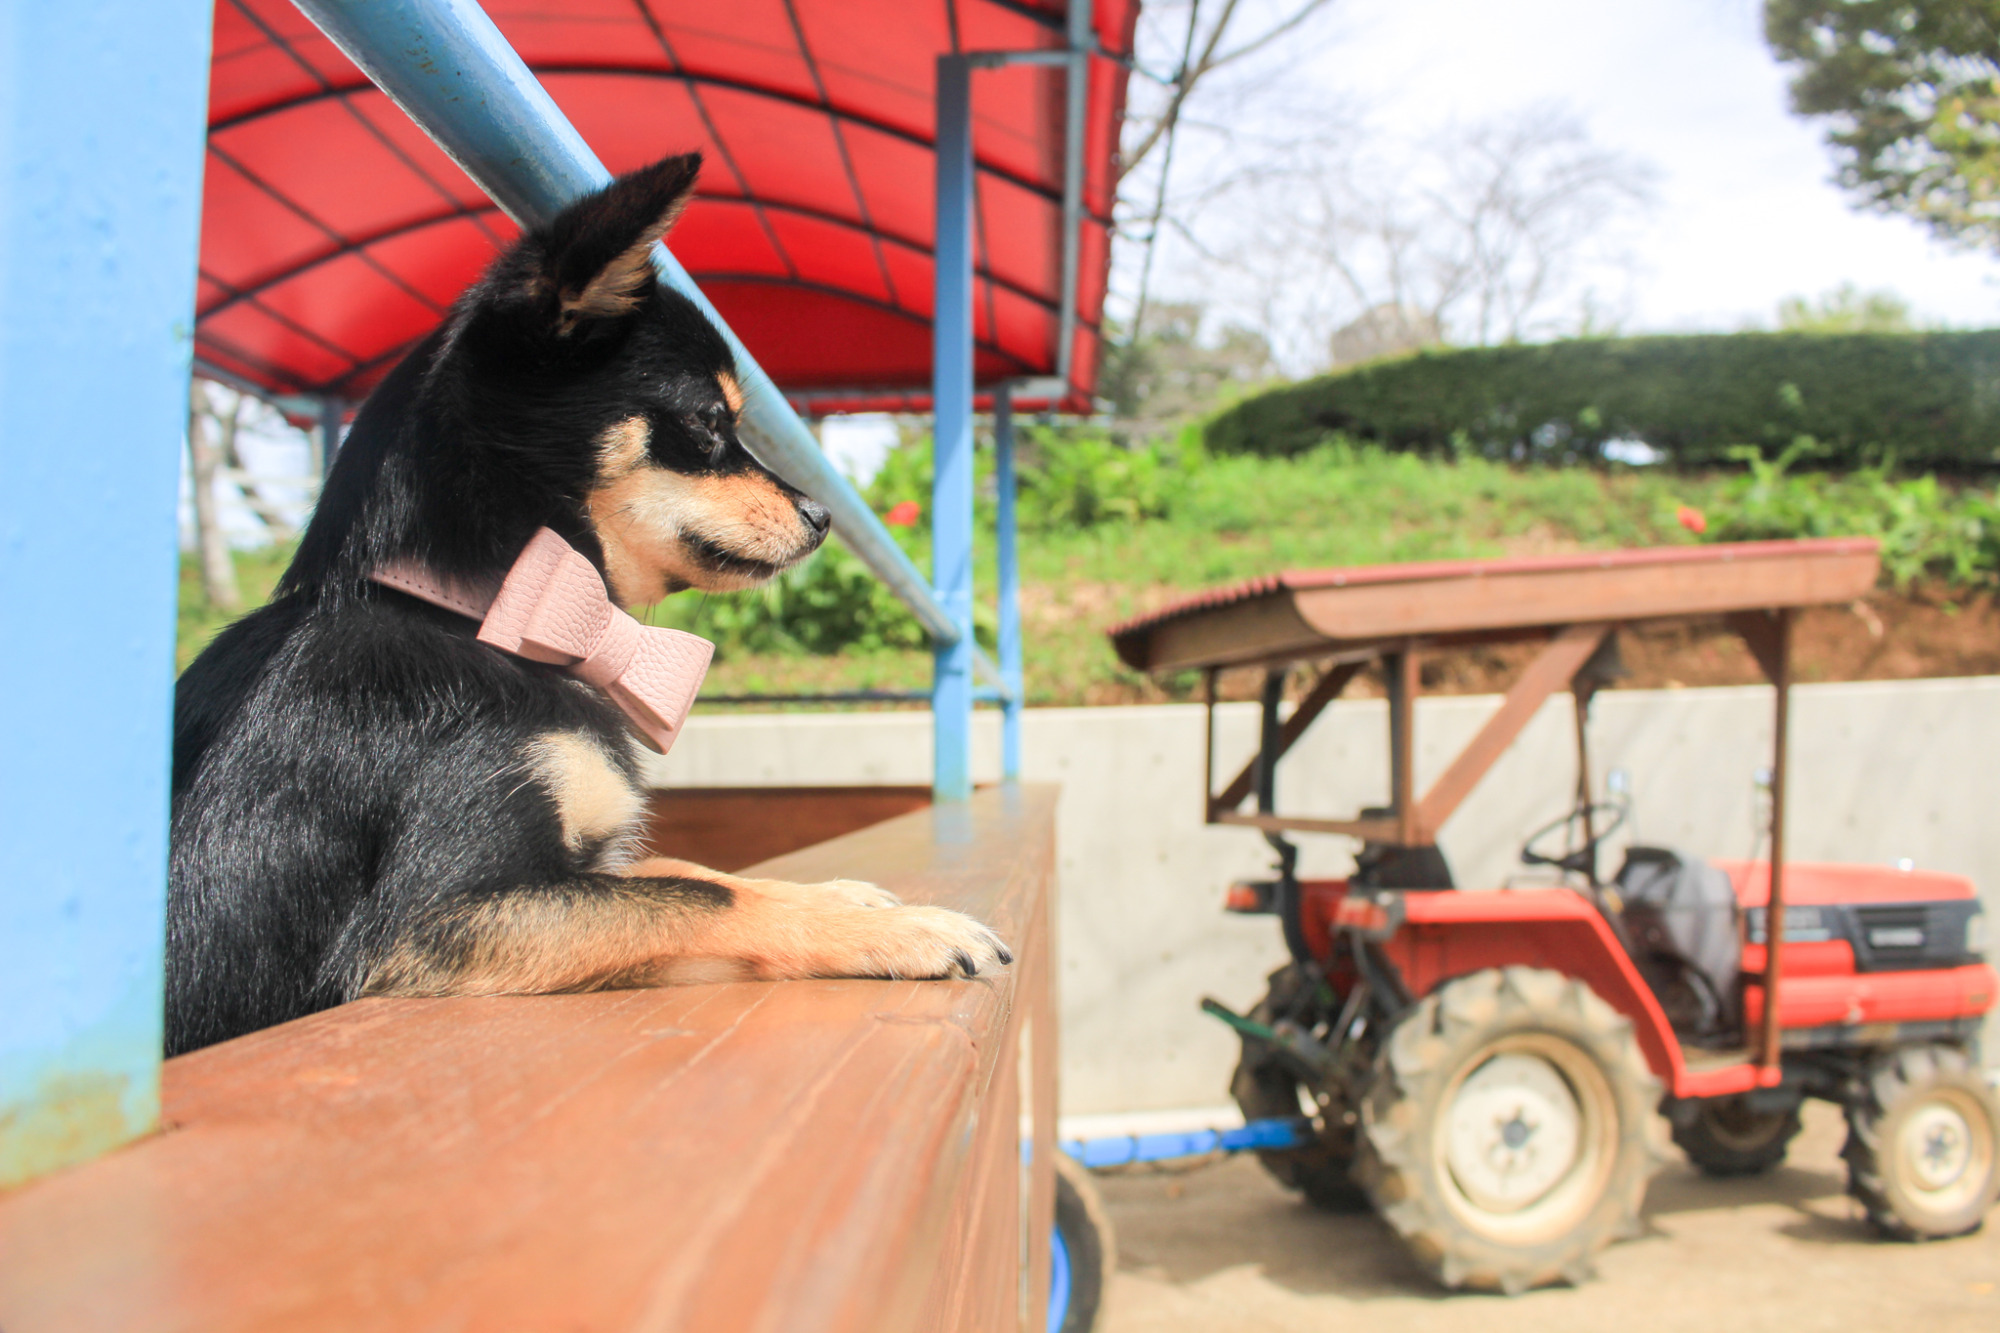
[1058,1115,1313,1170]
[1046,1220,1073,1333]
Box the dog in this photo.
[167,153,1009,1057]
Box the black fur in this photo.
[166,155,823,1055]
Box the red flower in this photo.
[884,500,921,527]
[1676,505,1707,535]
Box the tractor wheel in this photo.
[1049,1152,1114,1333]
[1229,971,1369,1212]
[1669,1094,1802,1177]
[1354,966,1664,1294]
[1843,1044,2000,1241]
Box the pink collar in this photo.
[372,528,713,755]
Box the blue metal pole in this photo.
[0,0,214,1187]
[932,55,975,803]
[995,384,1024,781]
[318,396,345,482]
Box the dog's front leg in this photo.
[358,863,1009,1001]
[622,856,1011,983]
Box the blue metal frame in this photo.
[293,0,967,651]
[299,0,1035,804]
[931,55,978,803]
[995,385,1025,780]
[0,0,215,1188]
[3,0,1072,1183]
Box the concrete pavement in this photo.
[1095,1100,1998,1333]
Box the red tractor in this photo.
[1109,538,1999,1293]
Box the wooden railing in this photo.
[0,785,1058,1333]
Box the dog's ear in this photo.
[541,153,702,335]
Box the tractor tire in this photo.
[1353,966,1665,1294]
[1669,1094,1803,1177]
[1843,1044,2000,1241]
[1050,1152,1114,1333]
[1229,973,1370,1212]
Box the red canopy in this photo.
[197,1,1137,413]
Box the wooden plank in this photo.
[642,786,932,872]
[1121,543,1878,673]
[1136,593,1325,674]
[0,786,1059,1333]
[1291,549,1876,648]
[1413,624,1609,841]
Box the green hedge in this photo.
[1204,331,2000,469]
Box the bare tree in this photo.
[1116,0,1342,334]
[191,380,306,540]
[223,412,300,544]
[187,381,242,614]
[1198,104,1657,371]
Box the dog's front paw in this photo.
[818,878,901,909]
[751,876,901,910]
[857,905,1013,980]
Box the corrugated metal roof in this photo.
[1107,537,1881,651]
[197,0,1137,410]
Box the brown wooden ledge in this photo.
[0,785,1058,1333]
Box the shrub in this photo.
[1700,442,2000,587]
[1205,330,2000,470]
[866,422,1181,532]
[654,540,931,658]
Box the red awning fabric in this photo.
[197,1,1137,414]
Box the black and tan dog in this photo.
[167,154,1008,1056]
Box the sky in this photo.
[1139,0,1997,337]
[199,1,2000,514]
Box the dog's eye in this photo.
[699,402,732,462]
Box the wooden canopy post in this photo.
[1760,609,1794,1073]
[1256,668,1286,815]
[1573,689,1597,882]
[1202,667,1219,821]
[1387,649,1420,844]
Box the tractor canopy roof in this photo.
[1107,538,1881,674]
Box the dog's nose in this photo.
[798,498,831,534]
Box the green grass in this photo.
[645,442,1746,706]
[178,440,2000,705]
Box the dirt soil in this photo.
[1174,585,2000,706]
[1096,1100,1999,1333]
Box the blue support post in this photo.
[995,384,1024,780]
[0,0,214,1187]
[931,55,976,803]
[318,396,345,481]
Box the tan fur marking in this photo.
[613,857,1006,984]
[360,883,682,998]
[587,467,817,605]
[717,372,745,414]
[525,731,646,866]
[595,415,651,479]
[358,857,1007,1000]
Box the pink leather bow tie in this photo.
[372,528,713,755]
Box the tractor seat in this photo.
[1616,847,1742,1041]
[1350,809,1457,890]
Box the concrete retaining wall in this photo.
[644,676,2000,1113]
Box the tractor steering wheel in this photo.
[1519,799,1630,886]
